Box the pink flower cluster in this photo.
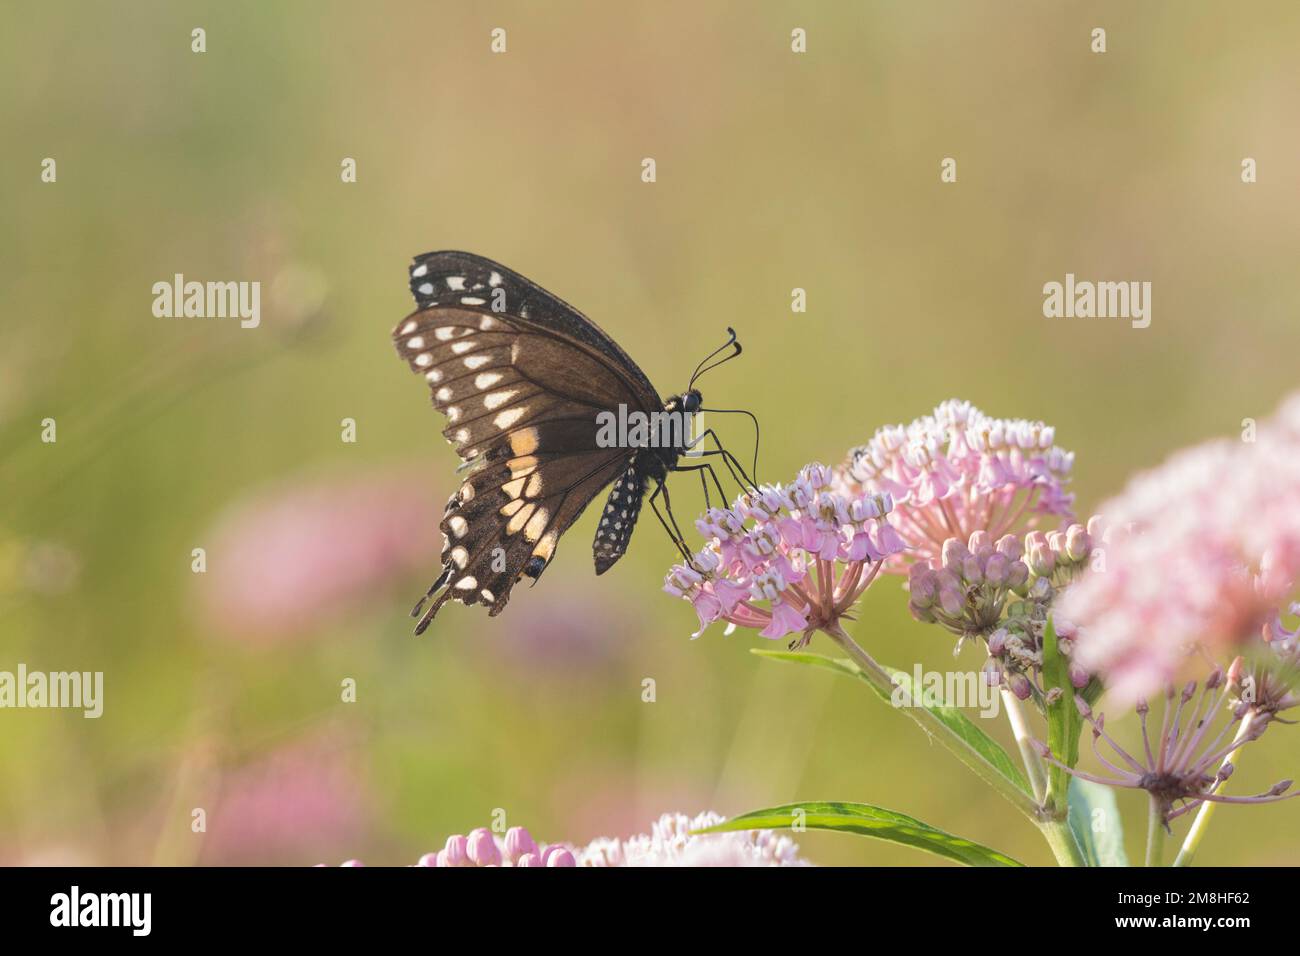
[1060,392,1300,701]
[319,813,807,867]
[663,464,907,644]
[319,826,575,867]
[838,400,1075,568]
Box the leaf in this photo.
[696,801,1023,867]
[751,648,1030,795]
[1041,616,1083,814]
[1067,778,1129,867]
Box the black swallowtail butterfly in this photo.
[393,251,752,634]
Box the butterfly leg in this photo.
[685,429,758,492]
[670,461,729,510]
[647,478,695,564]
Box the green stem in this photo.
[1038,817,1088,868]
[824,624,1039,820]
[1001,688,1048,804]
[1145,796,1166,867]
[1172,711,1256,867]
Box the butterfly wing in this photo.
[393,252,662,632]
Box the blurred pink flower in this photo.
[321,813,807,867]
[664,463,906,646]
[1061,393,1300,700]
[198,470,439,642]
[838,399,1075,568]
[203,735,372,865]
[470,583,628,675]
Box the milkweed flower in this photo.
[1035,663,1296,826]
[663,463,907,646]
[1060,393,1300,701]
[838,400,1075,568]
[576,811,807,867]
[905,521,1103,701]
[319,814,808,867]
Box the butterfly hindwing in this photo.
[394,252,664,632]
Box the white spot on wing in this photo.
[448,516,468,537]
[483,390,518,410]
[475,372,503,389]
[418,283,434,295]
[411,264,428,278]
[494,408,526,429]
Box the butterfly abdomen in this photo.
[593,462,648,575]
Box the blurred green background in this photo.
[3,1,1299,865]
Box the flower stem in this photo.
[1171,711,1256,868]
[1145,796,1166,867]
[1001,688,1048,805]
[1038,818,1087,868]
[824,623,1039,820]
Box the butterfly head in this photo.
[682,389,703,414]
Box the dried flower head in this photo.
[1036,663,1296,826]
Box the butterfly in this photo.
[392,251,753,634]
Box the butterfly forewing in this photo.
[393,251,663,632]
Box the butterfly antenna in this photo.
[688,327,742,390]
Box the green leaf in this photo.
[1067,778,1129,867]
[751,648,1030,795]
[696,801,1023,867]
[1041,616,1083,814]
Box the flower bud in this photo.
[504,826,538,863]
[466,828,501,867]
[995,534,1023,560]
[1009,673,1032,700]
[441,834,469,867]
[983,552,1010,587]
[545,847,576,867]
[938,584,965,618]
[1065,524,1091,562]
[941,537,970,570]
